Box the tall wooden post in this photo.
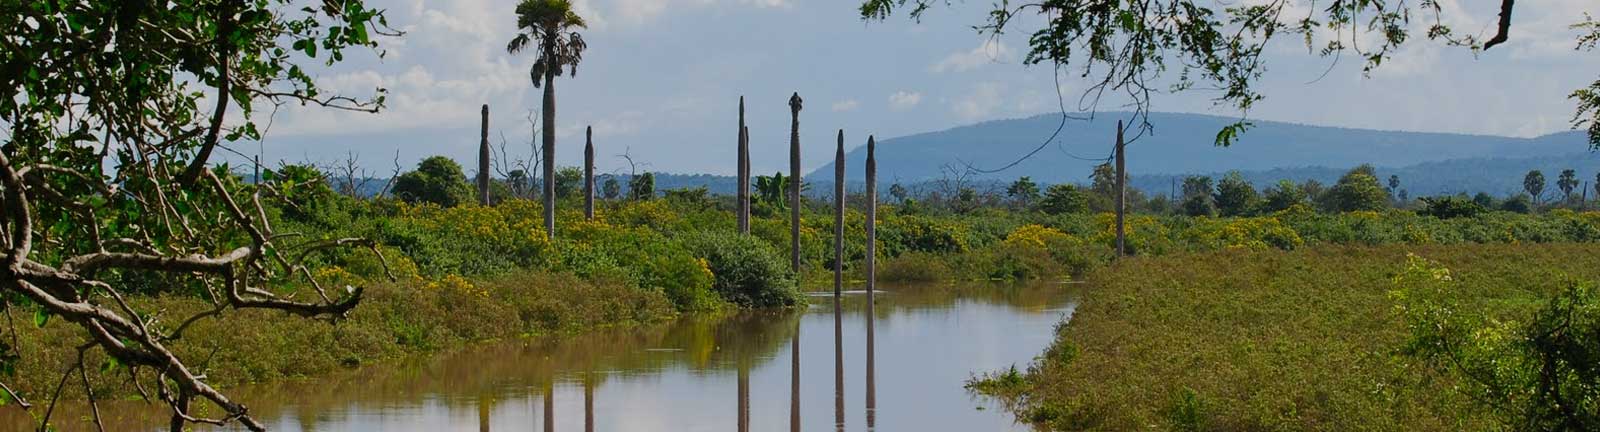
[479,104,491,206]
[740,126,751,234]
[865,136,877,294]
[832,130,846,431]
[864,135,877,428]
[833,131,845,299]
[789,93,804,273]
[1114,120,1127,257]
[584,127,595,220]
[737,97,750,234]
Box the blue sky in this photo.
[240,0,1600,177]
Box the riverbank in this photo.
[970,243,1600,430]
[8,271,677,400]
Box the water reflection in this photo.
[865,292,876,431]
[4,282,1075,431]
[833,288,846,432]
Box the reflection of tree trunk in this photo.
[544,381,555,432]
[867,298,877,430]
[479,393,491,432]
[834,303,845,432]
[791,320,801,432]
[584,375,595,432]
[737,364,751,432]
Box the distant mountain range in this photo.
[803,111,1598,197]
[300,112,1600,200]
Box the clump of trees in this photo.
[393,157,475,207]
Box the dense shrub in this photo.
[1394,255,1600,430]
[392,156,474,207]
[1417,196,1486,219]
[678,231,800,307]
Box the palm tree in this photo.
[507,0,587,239]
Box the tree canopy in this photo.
[0,1,396,430]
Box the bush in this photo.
[392,156,474,207]
[1038,184,1089,215]
[1394,255,1600,430]
[1417,196,1485,219]
[678,231,800,307]
[1501,194,1533,214]
[878,252,955,282]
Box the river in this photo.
[11,282,1077,431]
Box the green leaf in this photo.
[32,309,48,328]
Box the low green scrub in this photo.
[678,230,800,307]
[8,271,675,400]
[971,243,1600,431]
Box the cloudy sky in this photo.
[242,0,1600,177]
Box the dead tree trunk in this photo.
[542,74,556,239]
[789,93,804,273]
[740,126,751,234]
[865,135,877,295]
[478,104,491,206]
[1114,120,1127,257]
[737,97,751,234]
[865,135,878,428]
[585,126,595,220]
[833,130,845,299]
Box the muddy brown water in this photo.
[6,282,1077,431]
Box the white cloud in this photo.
[830,99,860,112]
[610,0,788,25]
[931,39,1013,73]
[888,91,922,111]
[952,82,1004,120]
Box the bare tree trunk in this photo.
[789,93,803,273]
[168,393,189,432]
[737,97,749,234]
[585,126,595,220]
[833,131,845,300]
[864,135,877,429]
[542,73,556,239]
[740,126,751,234]
[479,104,491,206]
[1115,120,1127,258]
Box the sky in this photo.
[236,0,1600,178]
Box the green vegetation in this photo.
[968,244,1600,431]
[10,271,673,399]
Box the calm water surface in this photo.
[19,282,1076,431]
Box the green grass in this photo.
[973,243,1600,431]
[8,271,676,401]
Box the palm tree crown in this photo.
[506,0,587,87]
